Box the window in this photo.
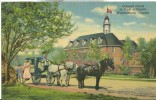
[98,37,102,44]
[74,41,79,46]
[90,38,95,44]
[120,49,123,54]
[82,49,86,53]
[82,39,86,45]
[112,58,114,63]
[68,41,73,47]
[90,38,93,44]
[112,47,115,53]
[120,58,123,64]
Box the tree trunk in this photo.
[146,65,150,78]
[154,66,156,77]
[2,60,9,84]
[149,66,154,78]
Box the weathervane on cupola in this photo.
[103,6,112,34]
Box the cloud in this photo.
[55,20,156,47]
[140,23,147,26]
[84,18,95,23]
[91,5,118,15]
[112,27,156,43]
[74,15,81,19]
[66,11,81,21]
[123,22,136,26]
[149,24,155,28]
[66,11,73,15]
[54,21,155,47]
[54,22,102,47]
[140,23,156,28]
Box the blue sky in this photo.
[54,2,156,47]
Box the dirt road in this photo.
[26,77,156,100]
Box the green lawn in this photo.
[102,74,156,82]
[2,84,137,100]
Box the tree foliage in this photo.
[138,37,156,78]
[2,2,75,83]
[47,47,69,64]
[120,65,131,75]
[87,41,103,63]
[122,37,135,65]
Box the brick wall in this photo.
[65,47,143,74]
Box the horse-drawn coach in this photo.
[25,57,76,86]
[25,56,114,90]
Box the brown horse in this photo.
[76,58,114,90]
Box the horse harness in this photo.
[56,64,73,75]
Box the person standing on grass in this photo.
[16,64,24,83]
[16,64,21,82]
[23,60,31,82]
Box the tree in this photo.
[47,47,69,64]
[72,47,79,64]
[137,38,149,77]
[138,38,156,78]
[87,40,103,64]
[2,2,75,83]
[148,38,156,77]
[122,37,135,66]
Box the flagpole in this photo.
[106,5,108,16]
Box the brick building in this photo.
[64,16,142,74]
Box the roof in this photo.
[120,40,138,50]
[64,33,123,49]
[104,16,109,21]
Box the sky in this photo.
[53,2,156,47]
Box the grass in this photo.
[2,84,137,100]
[102,74,156,82]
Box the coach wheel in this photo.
[32,74,41,85]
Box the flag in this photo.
[107,8,112,13]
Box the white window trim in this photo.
[98,37,102,44]
[82,40,86,45]
[74,41,79,46]
[90,38,95,44]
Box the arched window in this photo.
[74,41,79,46]
[98,37,102,44]
[82,39,86,45]
[68,41,73,47]
[90,38,94,44]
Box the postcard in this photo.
[1,1,156,100]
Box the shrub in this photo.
[120,65,131,75]
[139,67,149,78]
[133,72,141,76]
